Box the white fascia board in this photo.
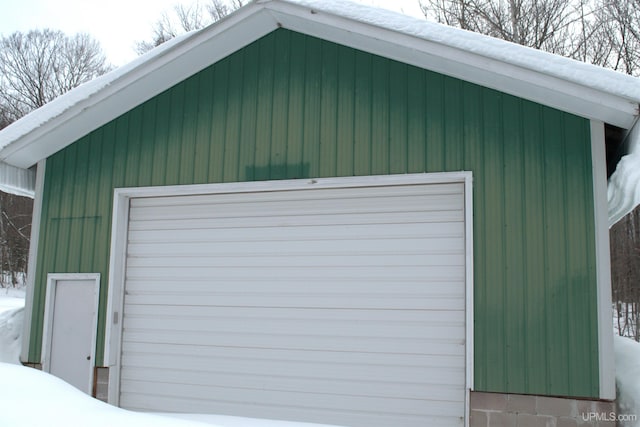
[591,120,615,400]
[1,6,278,169]
[267,4,638,128]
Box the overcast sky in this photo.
[0,0,425,66]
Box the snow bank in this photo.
[615,335,640,426]
[0,307,23,364]
[0,362,344,427]
[0,363,218,427]
[0,292,25,364]
[609,123,640,226]
[0,293,343,427]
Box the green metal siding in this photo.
[32,29,599,398]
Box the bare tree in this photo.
[0,193,32,288]
[611,206,640,341]
[418,0,640,76]
[136,0,248,54]
[419,0,579,54]
[0,29,111,123]
[0,29,111,288]
[587,0,640,75]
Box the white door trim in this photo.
[104,172,474,423]
[41,273,100,394]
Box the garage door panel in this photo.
[120,394,463,427]
[123,305,465,325]
[119,180,468,426]
[125,265,465,282]
[131,183,463,208]
[126,236,465,257]
[123,280,466,299]
[120,357,465,388]
[121,367,465,402]
[129,184,463,212]
[122,293,465,310]
[121,341,464,368]
[120,381,465,418]
[122,316,466,340]
[129,193,463,221]
[127,209,464,230]
[128,221,464,243]
[122,329,465,355]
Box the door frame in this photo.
[41,273,100,394]
[104,172,474,424]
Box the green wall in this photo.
[32,29,599,398]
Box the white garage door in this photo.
[118,178,468,427]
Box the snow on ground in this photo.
[0,289,25,364]
[0,362,344,427]
[615,335,640,426]
[0,292,343,427]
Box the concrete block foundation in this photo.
[470,391,617,427]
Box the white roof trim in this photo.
[0,0,639,169]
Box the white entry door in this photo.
[42,274,99,394]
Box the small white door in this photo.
[43,274,99,394]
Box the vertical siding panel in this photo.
[67,137,89,272]
[254,37,275,182]
[425,72,444,171]
[542,108,570,395]
[407,66,426,173]
[238,43,259,182]
[270,31,291,180]
[165,86,185,185]
[223,52,244,182]
[481,90,506,392]
[179,75,200,184]
[124,107,142,187]
[79,132,101,272]
[55,144,77,272]
[502,96,526,391]
[564,116,598,396]
[521,102,548,394]
[151,92,171,186]
[319,41,338,177]
[370,55,389,175]
[336,46,355,177]
[302,36,321,178]
[353,51,372,176]
[389,62,408,174]
[193,70,214,184]
[286,34,306,179]
[443,77,464,171]
[208,59,229,183]
[137,98,157,187]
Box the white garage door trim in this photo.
[104,172,474,424]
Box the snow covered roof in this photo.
[0,0,639,172]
